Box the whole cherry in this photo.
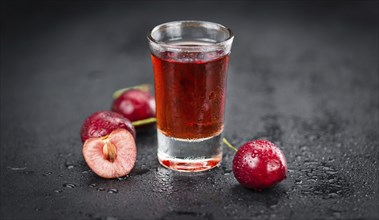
[80,111,136,143]
[112,88,155,122]
[226,139,287,190]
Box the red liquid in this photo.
[151,52,229,139]
[161,159,221,172]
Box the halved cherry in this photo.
[82,128,136,179]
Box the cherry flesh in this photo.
[83,128,136,179]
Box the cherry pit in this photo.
[80,84,287,190]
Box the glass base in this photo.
[157,129,223,172]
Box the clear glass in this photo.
[148,20,234,172]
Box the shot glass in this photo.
[147,20,234,172]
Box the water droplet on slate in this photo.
[327,193,338,199]
[322,166,333,171]
[63,183,76,188]
[54,189,63,193]
[269,204,278,209]
[295,179,303,185]
[65,164,75,169]
[270,214,277,218]
[89,183,97,187]
[8,167,27,171]
[333,211,341,217]
[107,189,118,194]
[97,187,105,191]
[43,172,53,176]
[307,135,318,141]
[22,170,34,175]
[327,171,338,175]
[117,175,129,181]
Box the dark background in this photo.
[1,0,378,219]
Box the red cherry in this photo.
[232,140,287,190]
[112,89,155,122]
[80,111,136,143]
[83,128,136,178]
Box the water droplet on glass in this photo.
[63,183,76,188]
[107,189,119,194]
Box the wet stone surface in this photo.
[1,1,378,220]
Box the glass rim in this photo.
[147,20,234,52]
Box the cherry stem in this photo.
[131,117,238,152]
[222,138,238,152]
[132,117,157,127]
